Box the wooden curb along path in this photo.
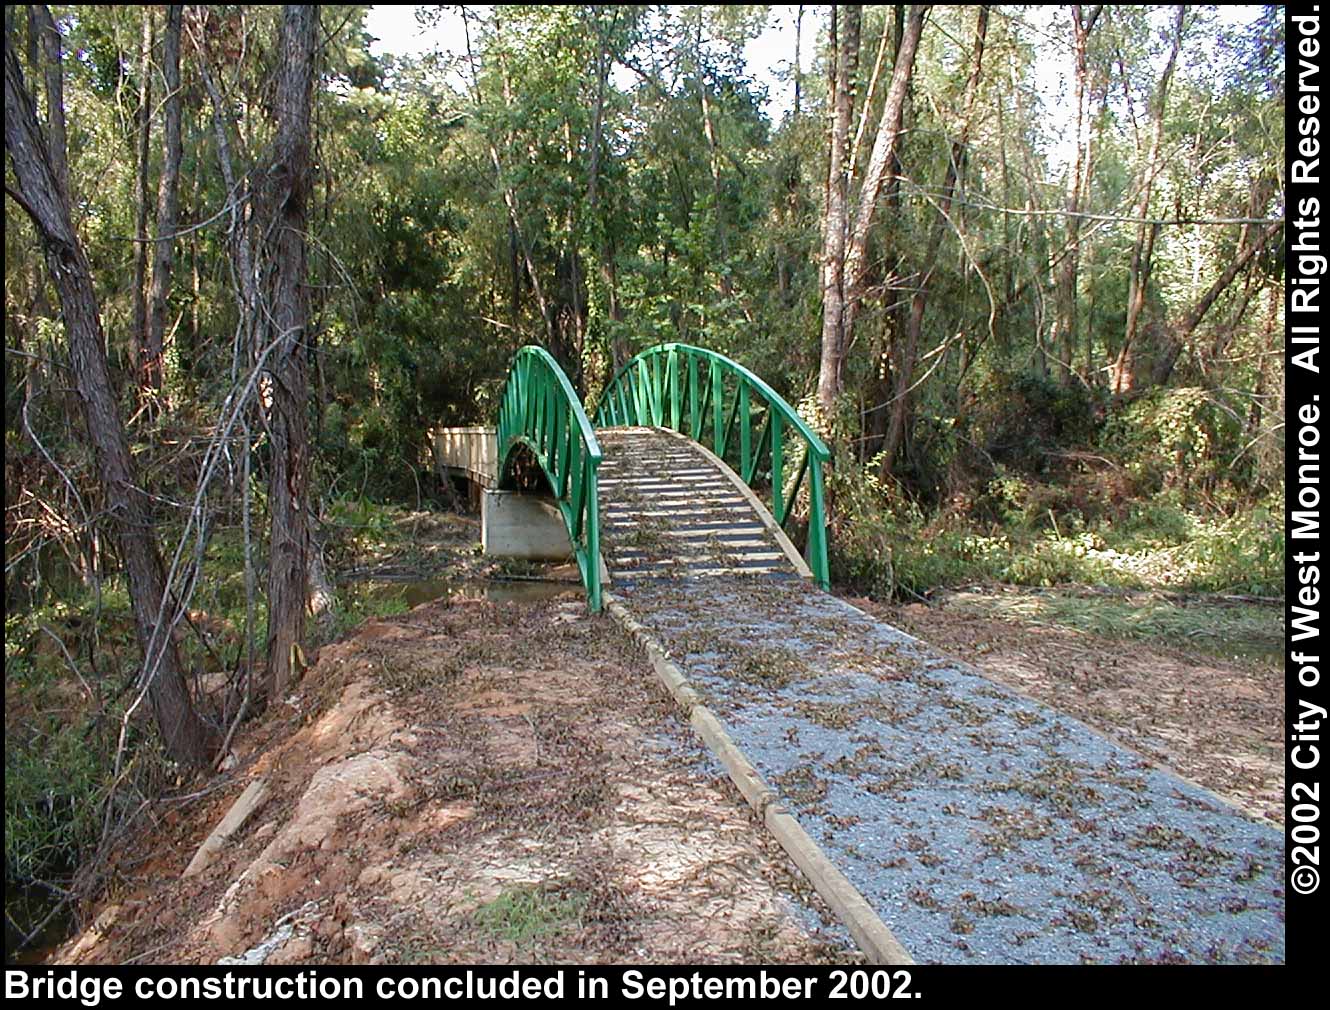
[605,594,915,966]
[596,426,913,964]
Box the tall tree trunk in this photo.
[262,4,318,700]
[1113,5,1185,395]
[28,4,65,194]
[1050,5,1102,385]
[838,5,927,391]
[132,7,153,395]
[860,7,909,462]
[583,9,627,369]
[816,4,861,419]
[5,29,216,766]
[849,8,893,173]
[883,5,987,475]
[793,5,804,117]
[145,4,184,397]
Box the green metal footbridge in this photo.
[495,343,830,611]
[478,342,1287,969]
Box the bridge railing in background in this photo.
[593,342,831,589]
[498,346,603,611]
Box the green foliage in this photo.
[5,721,108,883]
[1103,387,1240,494]
[976,371,1103,475]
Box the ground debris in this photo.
[57,586,853,966]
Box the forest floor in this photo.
[56,513,856,965]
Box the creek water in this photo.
[1193,636,1284,667]
[5,881,71,965]
[358,576,582,609]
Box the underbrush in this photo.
[4,596,177,959]
[829,455,1283,600]
[829,380,1283,601]
[3,499,460,957]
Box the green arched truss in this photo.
[497,346,603,611]
[593,343,831,589]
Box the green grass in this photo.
[328,582,412,638]
[4,722,109,883]
[471,883,588,945]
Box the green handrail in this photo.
[497,346,603,611]
[593,343,831,589]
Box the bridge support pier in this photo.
[481,490,574,562]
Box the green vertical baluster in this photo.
[745,411,771,485]
[524,358,535,438]
[540,381,551,460]
[570,446,585,530]
[688,354,700,438]
[771,416,784,523]
[668,347,680,431]
[550,403,563,482]
[738,380,751,482]
[786,451,809,519]
[585,461,601,611]
[535,377,544,457]
[635,361,649,424]
[651,354,663,425]
[648,354,657,424]
[807,458,829,589]
[720,387,740,461]
[560,421,574,498]
[711,360,723,456]
[547,382,556,458]
[696,364,712,443]
[643,355,652,424]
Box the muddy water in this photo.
[359,577,583,609]
[5,882,71,965]
[1194,637,1284,667]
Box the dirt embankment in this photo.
[59,592,855,965]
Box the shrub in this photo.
[1102,387,1240,495]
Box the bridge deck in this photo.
[596,428,1284,964]
[597,427,806,581]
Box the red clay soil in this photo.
[58,593,856,965]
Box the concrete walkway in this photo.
[595,429,1284,964]
[613,574,1285,964]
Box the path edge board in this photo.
[604,593,915,966]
